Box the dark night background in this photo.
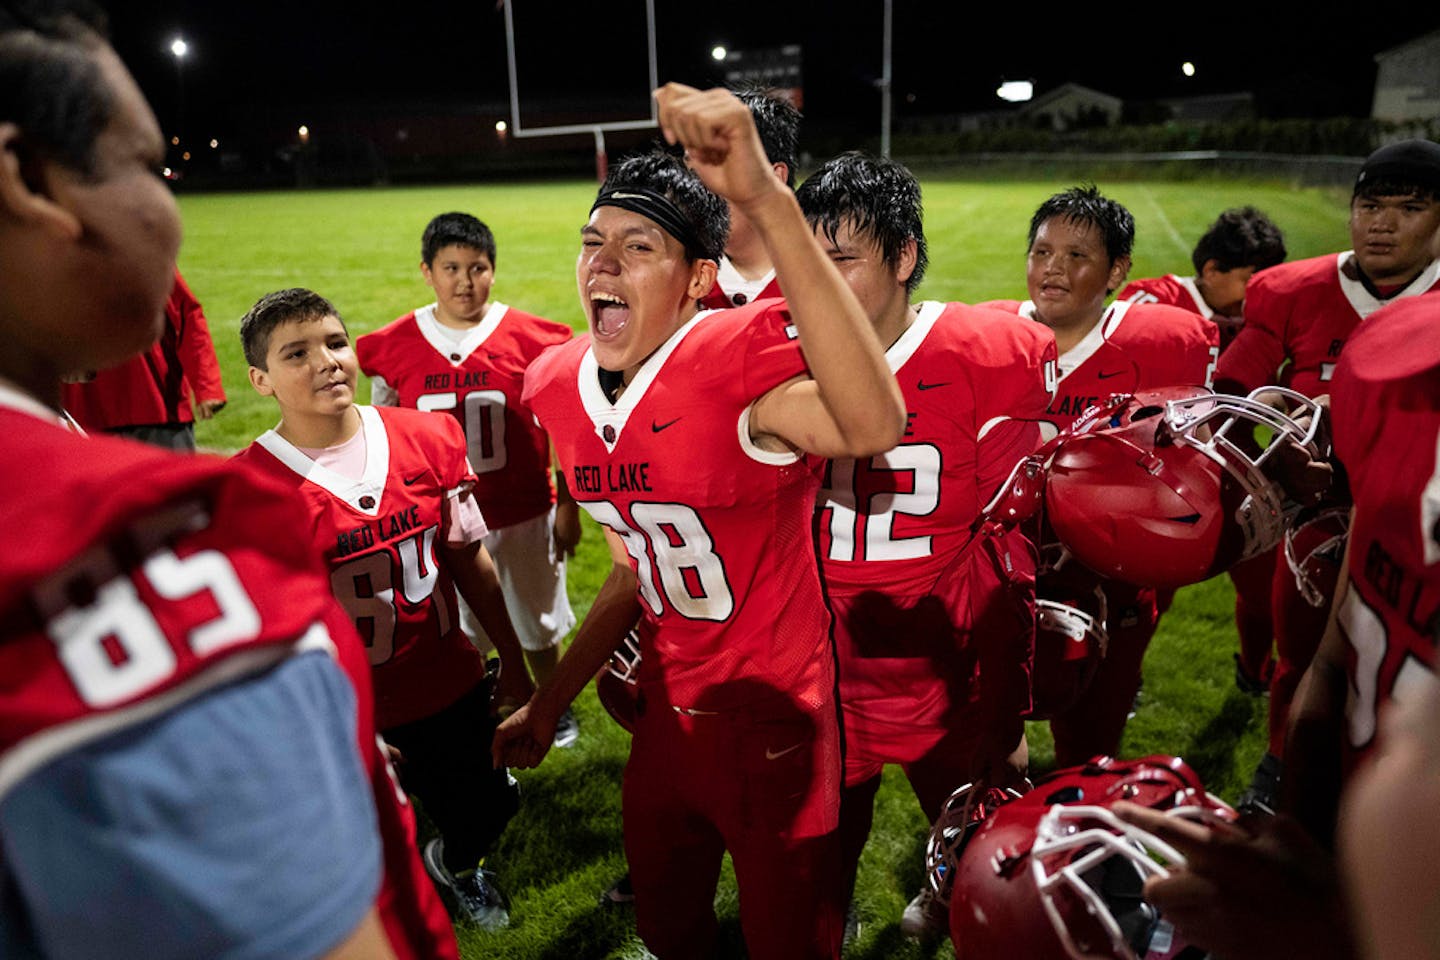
[103,2,1438,176]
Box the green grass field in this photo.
[177,174,1354,959]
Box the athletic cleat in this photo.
[899,885,948,942]
[599,871,635,908]
[1234,653,1275,697]
[423,838,510,928]
[553,707,580,748]
[1237,751,1283,816]
[842,902,862,948]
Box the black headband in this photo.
[591,187,714,261]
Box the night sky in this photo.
[106,1,1437,151]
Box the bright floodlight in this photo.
[495,120,508,133]
[997,80,1034,103]
[1182,61,1196,77]
[169,37,188,59]
[209,138,218,149]
[710,45,727,61]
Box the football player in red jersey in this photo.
[0,3,418,957]
[62,267,228,451]
[1118,206,1288,708]
[237,287,533,930]
[1216,140,1440,802]
[358,211,582,745]
[1114,281,1440,960]
[1118,205,1287,351]
[494,85,906,960]
[694,84,797,311]
[795,151,1056,936]
[980,185,1220,768]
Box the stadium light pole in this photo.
[168,36,187,153]
[878,0,892,158]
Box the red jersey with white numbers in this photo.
[817,301,1055,591]
[357,302,572,528]
[0,408,335,793]
[524,301,829,714]
[1118,273,1244,354]
[1217,253,1440,398]
[978,298,1219,434]
[0,391,460,960]
[1330,292,1440,772]
[235,405,487,729]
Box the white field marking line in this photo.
[1138,186,1189,258]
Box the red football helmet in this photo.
[594,628,643,734]
[948,755,1236,960]
[1283,505,1350,608]
[926,779,1032,914]
[1026,589,1109,720]
[1044,386,1324,589]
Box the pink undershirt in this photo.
[298,426,488,546]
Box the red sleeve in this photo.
[1215,273,1288,393]
[968,316,1054,499]
[170,272,226,404]
[737,303,808,401]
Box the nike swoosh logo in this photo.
[765,742,804,761]
[1096,370,1124,380]
[402,475,423,486]
[652,417,681,433]
[916,380,950,391]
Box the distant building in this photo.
[1155,92,1256,123]
[1372,29,1440,123]
[1017,83,1123,131]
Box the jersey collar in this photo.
[255,404,391,516]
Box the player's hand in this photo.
[492,697,558,770]
[492,660,536,720]
[553,501,581,559]
[653,83,781,212]
[195,398,226,420]
[1112,803,1356,960]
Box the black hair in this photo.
[1027,185,1135,265]
[1191,206,1286,275]
[241,287,347,370]
[732,82,801,188]
[0,0,112,178]
[422,211,497,267]
[796,151,928,295]
[597,150,729,263]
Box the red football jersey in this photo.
[1330,293,1440,772]
[0,391,459,960]
[817,300,1056,590]
[356,302,572,529]
[524,302,830,713]
[0,410,336,788]
[235,404,488,729]
[62,269,226,430]
[978,298,1219,434]
[1118,273,1243,354]
[1217,252,1440,398]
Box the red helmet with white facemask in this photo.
[946,755,1236,960]
[987,386,1324,590]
